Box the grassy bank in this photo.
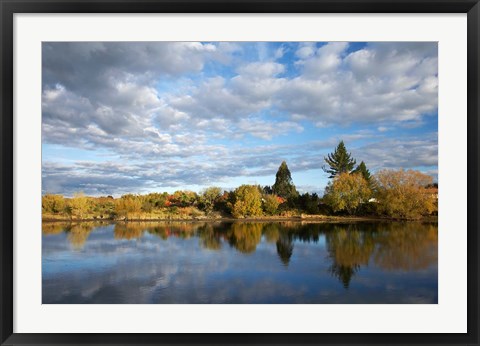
[42,213,438,223]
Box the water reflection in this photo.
[276,232,294,266]
[42,222,438,274]
[42,223,97,250]
[43,221,438,274]
[227,223,263,254]
[42,221,437,303]
[326,227,374,288]
[197,224,222,250]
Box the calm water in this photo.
[42,221,438,304]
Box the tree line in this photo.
[42,141,438,221]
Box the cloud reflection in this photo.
[42,221,438,303]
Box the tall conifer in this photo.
[272,161,299,200]
[353,161,371,183]
[323,141,356,178]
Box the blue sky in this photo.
[42,42,438,197]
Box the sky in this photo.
[42,42,438,197]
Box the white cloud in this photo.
[295,42,316,59]
[236,62,285,77]
[43,42,438,145]
[302,42,349,77]
[237,118,303,140]
[277,42,437,126]
[42,42,438,195]
[353,135,438,171]
[274,46,286,60]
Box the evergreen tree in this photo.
[263,185,273,195]
[299,192,321,214]
[272,161,299,200]
[353,161,371,183]
[324,141,356,178]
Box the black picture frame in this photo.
[1,1,479,345]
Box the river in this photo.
[42,221,438,304]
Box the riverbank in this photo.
[42,214,438,223]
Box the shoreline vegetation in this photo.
[42,215,439,223]
[42,142,438,223]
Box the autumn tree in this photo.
[229,184,263,218]
[324,141,357,178]
[68,192,90,219]
[262,194,281,215]
[42,194,66,214]
[171,190,198,207]
[374,169,437,219]
[92,196,116,219]
[323,173,372,215]
[143,192,169,208]
[115,194,142,219]
[272,161,299,201]
[199,187,222,214]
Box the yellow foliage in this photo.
[230,185,263,218]
[42,194,66,214]
[115,195,142,218]
[323,173,372,215]
[263,194,281,215]
[68,192,90,219]
[374,169,437,219]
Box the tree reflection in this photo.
[112,222,198,240]
[324,222,437,288]
[148,222,197,240]
[276,231,294,266]
[43,220,437,283]
[294,222,335,243]
[114,223,145,239]
[329,263,359,289]
[42,222,68,235]
[66,223,94,250]
[227,223,263,254]
[263,223,280,243]
[197,224,222,250]
[372,222,438,271]
[325,226,375,288]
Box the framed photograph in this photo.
[1,0,479,345]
